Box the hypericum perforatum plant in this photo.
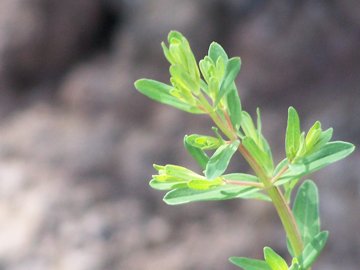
[134,31,355,270]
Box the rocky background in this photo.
[0,0,359,269]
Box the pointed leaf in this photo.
[226,84,242,131]
[298,231,328,269]
[229,257,271,270]
[223,173,259,182]
[241,111,258,143]
[293,180,320,246]
[163,184,260,205]
[276,141,355,186]
[134,79,202,113]
[311,128,333,152]
[242,137,274,175]
[285,107,301,160]
[205,140,240,179]
[215,57,241,105]
[264,247,288,270]
[289,141,355,176]
[209,42,228,63]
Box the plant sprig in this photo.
[134,31,355,270]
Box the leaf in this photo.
[169,65,199,93]
[305,121,321,151]
[263,247,289,270]
[256,108,262,143]
[288,141,355,176]
[242,137,274,175]
[163,184,260,205]
[149,179,187,190]
[229,257,271,270]
[205,140,240,179]
[134,79,203,114]
[215,57,241,105]
[241,111,258,143]
[237,191,271,201]
[298,231,329,269]
[163,164,202,179]
[223,173,259,182]
[199,57,213,84]
[225,84,242,131]
[208,42,228,63]
[276,141,355,186]
[285,107,301,161]
[311,128,333,152]
[184,136,209,169]
[293,180,320,246]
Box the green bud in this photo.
[305,121,322,152]
[185,134,222,150]
[164,165,203,180]
[162,31,200,96]
[187,178,223,190]
[295,132,307,158]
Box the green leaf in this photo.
[305,121,322,151]
[229,257,271,270]
[288,141,355,176]
[223,173,259,182]
[293,180,320,246]
[276,141,355,186]
[134,79,202,114]
[298,231,329,269]
[225,84,242,131]
[238,191,271,202]
[241,111,258,143]
[169,65,199,93]
[263,247,288,270]
[199,57,213,84]
[184,136,209,169]
[216,57,241,105]
[208,42,228,63]
[312,128,333,152]
[149,179,187,190]
[166,31,200,83]
[242,137,274,175]
[256,108,262,142]
[205,140,240,179]
[285,107,301,161]
[163,184,260,205]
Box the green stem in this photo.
[208,111,304,257]
[198,95,236,140]
[239,144,304,257]
[267,187,304,256]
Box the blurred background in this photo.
[0,0,359,269]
